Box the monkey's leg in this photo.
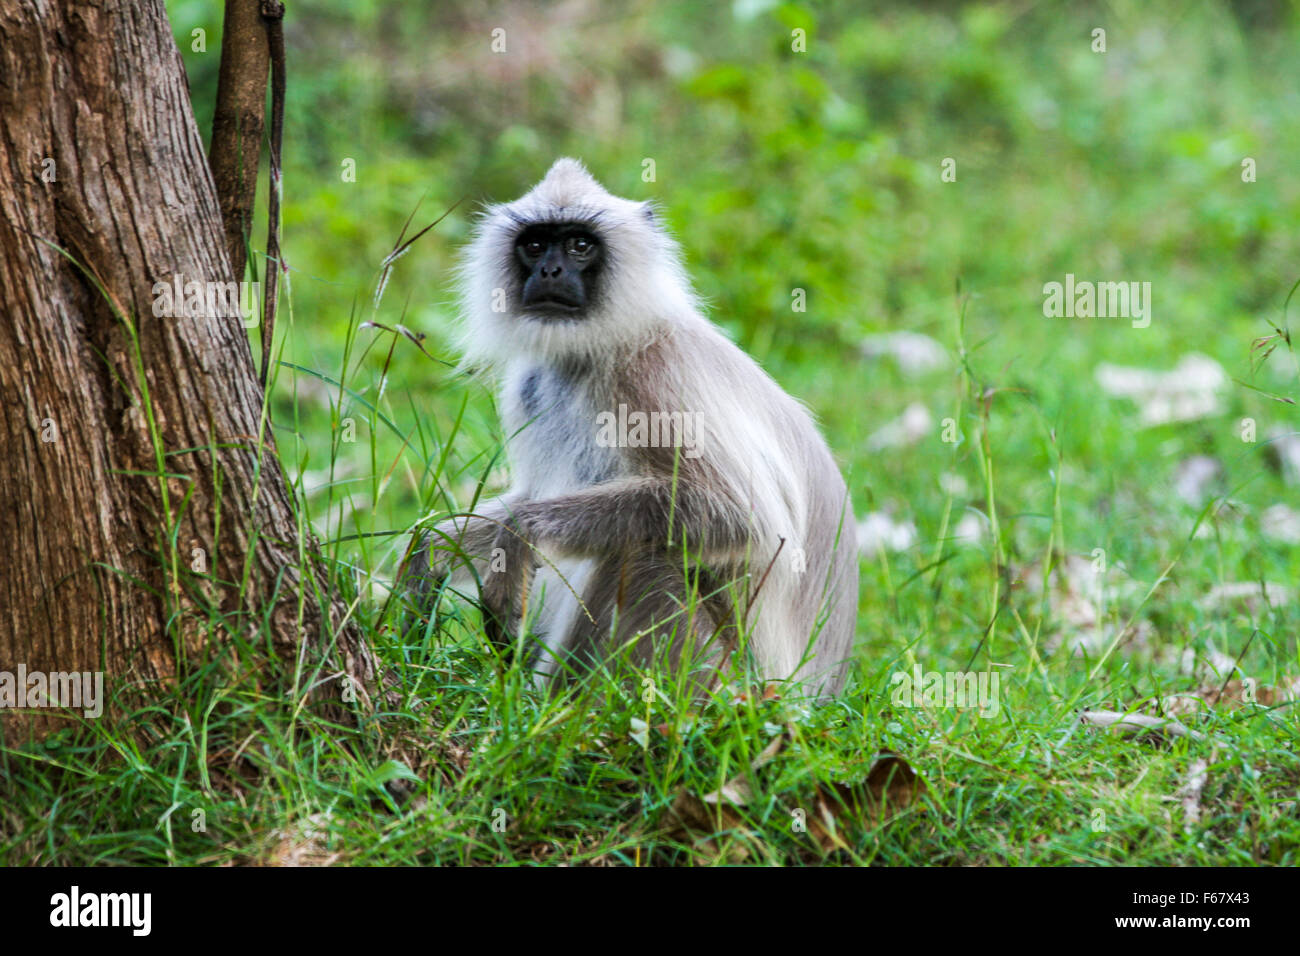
[549,551,737,695]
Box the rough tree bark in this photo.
[0,0,378,741]
[209,0,271,283]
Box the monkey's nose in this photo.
[541,263,564,278]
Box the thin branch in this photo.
[209,0,271,282]
[259,0,286,390]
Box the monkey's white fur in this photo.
[450,159,858,695]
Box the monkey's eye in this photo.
[522,240,545,258]
[566,236,594,257]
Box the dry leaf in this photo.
[866,402,933,451]
[1261,504,1300,544]
[267,812,340,867]
[667,740,921,858]
[1156,693,1210,718]
[732,682,784,705]
[1080,709,1204,741]
[1094,353,1226,426]
[1177,758,1210,833]
[1203,581,1290,612]
[663,730,790,859]
[857,510,918,553]
[1167,676,1300,713]
[804,753,922,851]
[1173,455,1223,507]
[665,790,752,863]
[1265,430,1300,486]
[859,331,947,375]
[951,510,989,547]
[629,717,650,748]
[1020,553,1147,657]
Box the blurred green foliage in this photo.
[7,0,1288,868]
[167,0,1300,682]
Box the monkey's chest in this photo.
[501,364,622,497]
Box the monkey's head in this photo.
[458,158,698,365]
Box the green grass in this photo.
[2,0,1298,865]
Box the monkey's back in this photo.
[608,318,859,694]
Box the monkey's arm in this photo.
[477,475,752,647]
[504,475,754,557]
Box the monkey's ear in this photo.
[641,201,660,225]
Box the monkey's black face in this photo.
[514,223,603,318]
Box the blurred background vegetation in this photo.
[167,0,1300,683]
[3,0,1285,866]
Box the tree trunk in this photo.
[0,0,377,741]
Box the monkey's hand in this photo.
[402,500,515,603]
[478,515,535,649]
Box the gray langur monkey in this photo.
[405,158,857,697]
